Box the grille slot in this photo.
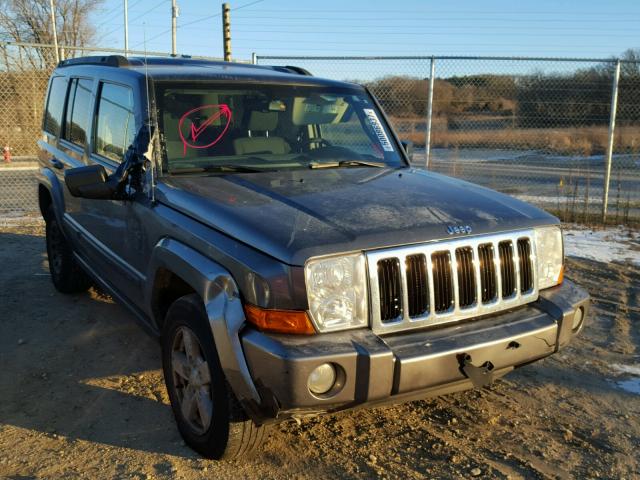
[499,240,517,298]
[377,258,403,322]
[478,243,497,303]
[517,238,534,293]
[367,230,538,334]
[455,247,476,308]
[406,254,429,317]
[432,251,454,313]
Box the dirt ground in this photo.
[1,222,639,480]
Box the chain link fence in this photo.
[1,46,638,226]
[257,55,640,225]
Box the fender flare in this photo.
[37,167,66,224]
[147,237,262,407]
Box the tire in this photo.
[45,207,91,294]
[161,293,268,460]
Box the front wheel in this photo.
[161,294,268,460]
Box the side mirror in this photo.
[64,125,154,200]
[64,164,115,199]
[400,140,414,159]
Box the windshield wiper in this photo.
[309,160,387,169]
[169,164,264,174]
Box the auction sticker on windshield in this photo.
[363,108,394,152]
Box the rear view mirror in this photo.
[64,164,115,199]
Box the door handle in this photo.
[50,158,64,170]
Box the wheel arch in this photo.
[147,237,262,408]
[37,168,65,223]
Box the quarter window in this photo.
[94,83,136,163]
[64,78,93,146]
[43,76,68,135]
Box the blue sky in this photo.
[93,0,640,61]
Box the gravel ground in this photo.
[0,222,639,479]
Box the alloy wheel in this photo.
[171,326,214,435]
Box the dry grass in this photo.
[431,126,638,156]
[390,116,639,155]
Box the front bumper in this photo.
[241,279,589,422]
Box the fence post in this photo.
[425,56,436,169]
[602,59,621,222]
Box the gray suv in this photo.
[37,56,589,460]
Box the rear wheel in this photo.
[161,294,268,460]
[45,207,91,294]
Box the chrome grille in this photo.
[406,254,429,318]
[377,258,403,322]
[455,247,476,308]
[367,230,538,334]
[518,238,534,293]
[478,243,497,303]
[432,251,454,313]
[499,240,517,298]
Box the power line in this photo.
[232,16,640,24]
[178,0,265,29]
[97,0,145,29]
[231,30,640,38]
[222,8,640,16]
[98,0,170,44]
[130,0,266,50]
[232,37,638,47]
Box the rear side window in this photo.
[43,76,68,135]
[64,78,93,146]
[94,83,136,163]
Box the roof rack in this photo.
[57,55,209,69]
[57,55,314,77]
[58,55,130,68]
[283,65,313,76]
[270,65,313,76]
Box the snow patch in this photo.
[610,364,640,395]
[611,364,640,376]
[563,226,640,266]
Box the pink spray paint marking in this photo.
[178,104,232,156]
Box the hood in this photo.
[157,167,557,265]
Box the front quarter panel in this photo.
[146,237,262,406]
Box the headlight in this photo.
[304,253,368,332]
[534,226,564,289]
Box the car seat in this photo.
[233,111,291,155]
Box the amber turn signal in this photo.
[557,264,564,285]
[244,304,316,334]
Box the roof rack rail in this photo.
[284,65,313,76]
[271,65,313,76]
[58,55,129,68]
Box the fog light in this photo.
[307,363,336,395]
[572,307,584,332]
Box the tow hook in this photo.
[459,354,495,388]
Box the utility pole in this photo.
[602,59,621,221]
[48,0,59,64]
[222,3,231,61]
[123,0,129,56]
[171,0,178,56]
[425,57,436,169]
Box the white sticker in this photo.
[363,108,394,152]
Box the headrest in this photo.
[249,111,278,131]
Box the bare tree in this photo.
[0,0,102,68]
[620,48,640,77]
